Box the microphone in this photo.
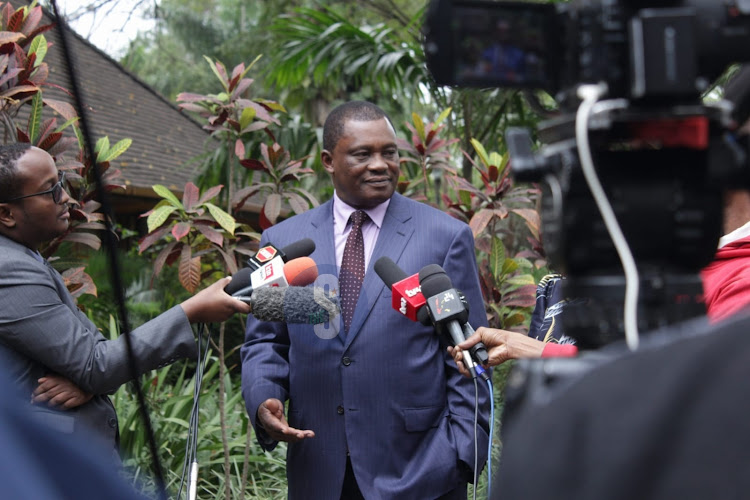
[245,238,316,272]
[225,256,318,297]
[373,257,430,325]
[419,264,489,381]
[374,257,489,373]
[244,286,341,324]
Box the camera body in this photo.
[425,0,750,106]
[425,0,750,347]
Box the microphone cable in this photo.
[485,376,494,500]
[48,1,167,496]
[471,375,479,500]
[177,322,212,500]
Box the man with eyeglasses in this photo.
[0,143,251,458]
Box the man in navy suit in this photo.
[241,101,491,499]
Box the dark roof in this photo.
[10,0,213,202]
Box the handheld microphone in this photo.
[225,257,318,297]
[419,264,489,381]
[373,257,430,325]
[375,257,489,364]
[245,238,316,272]
[244,286,341,324]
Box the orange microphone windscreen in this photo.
[283,257,318,286]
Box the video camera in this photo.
[425,0,750,349]
[425,0,750,104]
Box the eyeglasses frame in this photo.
[1,171,67,204]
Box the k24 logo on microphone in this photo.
[431,291,458,320]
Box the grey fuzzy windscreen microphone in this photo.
[248,287,341,324]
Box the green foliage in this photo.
[177,56,319,229]
[397,112,547,330]
[0,1,131,298]
[396,107,460,202]
[268,6,429,100]
[440,138,546,329]
[139,182,257,293]
[109,342,289,498]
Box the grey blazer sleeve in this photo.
[0,249,197,394]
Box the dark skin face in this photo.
[321,118,400,209]
[0,147,71,250]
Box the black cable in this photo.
[178,323,211,500]
[47,2,166,497]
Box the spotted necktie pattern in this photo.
[340,210,368,333]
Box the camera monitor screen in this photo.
[447,1,557,89]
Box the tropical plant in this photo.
[139,181,257,292]
[139,180,261,499]
[176,56,318,225]
[396,107,459,203]
[232,140,317,229]
[443,139,546,329]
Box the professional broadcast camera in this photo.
[425,0,750,349]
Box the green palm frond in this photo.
[268,7,429,99]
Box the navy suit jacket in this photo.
[241,193,490,500]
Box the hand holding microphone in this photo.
[418,264,489,381]
[180,276,252,323]
[374,257,489,379]
[225,240,341,325]
[449,327,549,377]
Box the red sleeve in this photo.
[541,343,578,358]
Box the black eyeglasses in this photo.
[2,172,67,204]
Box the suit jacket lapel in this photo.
[344,194,414,348]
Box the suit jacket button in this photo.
[108,417,117,428]
[342,356,351,366]
[337,406,344,415]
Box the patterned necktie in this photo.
[340,210,368,333]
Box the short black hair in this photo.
[0,143,32,202]
[724,64,750,128]
[322,101,394,152]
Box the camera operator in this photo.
[701,66,750,323]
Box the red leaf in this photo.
[63,232,101,250]
[7,8,24,32]
[195,224,224,246]
[182,182,199,211]
[197,185,223,205]
[488,165,499,182]
[37,131,62,151]
[153,242,179,279]
[172,222,191,241]
[235,139,245,159]
[21,6,42,36]
[259,206,272,230]
[179,247,201,294]
[16,128,29,143]
[239,158,266,171]
[228,73,240,92]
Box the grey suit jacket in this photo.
[241,193,491,500]
[0,233,197,449]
